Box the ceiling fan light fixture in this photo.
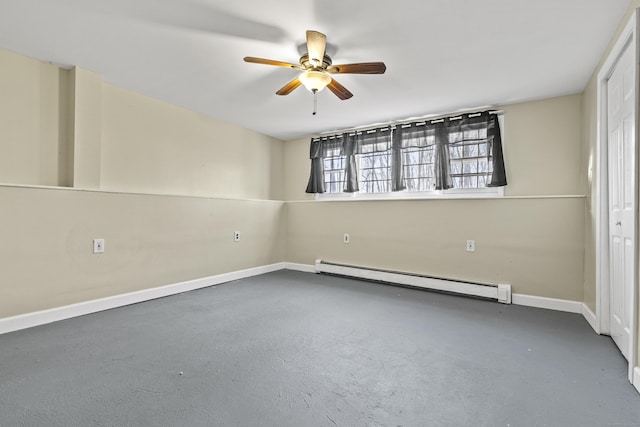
[244,30,383,101]
[299,70,332,92]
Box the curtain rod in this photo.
[317,109,503,138]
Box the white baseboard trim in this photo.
[284,262,316,273]
[581,303,599,333]
[0,262,285,335]
[0,262,591,336]
[511,293,582,313]
[634,367,640,395]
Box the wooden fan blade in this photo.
[306,30,327,67]
[244,57,300,69]
[276,78,302,95]
[327,78,353,100]
[327,62,387,74]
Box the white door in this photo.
[607,41,636,361]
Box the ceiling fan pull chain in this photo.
[313,89,318,115]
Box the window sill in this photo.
[315,187,504,201]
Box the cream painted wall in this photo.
[70,67,103,189]
[284,135,315,201]
[284,94,585,300]
[0,186,284,318]
[0,48,70,186]
[287,199,584,300]
[501,95,582,197]
[0,47,287,320]
[101,84,284,200]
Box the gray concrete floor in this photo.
[1,270,640,427]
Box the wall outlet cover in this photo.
[466,239,475,252]
[93,239,105,254]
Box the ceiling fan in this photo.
[244,30,386,113]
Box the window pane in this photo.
[450,160,462,175]
[462,176,477,188]
[450,146,463,159]
[462,159,478,174]
[323,145,346,193]
[401,145,435,192]
[463,144,478,158]
[359,148,392,194]
[448,122,493,190]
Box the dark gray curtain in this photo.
[395,121,450,190]
[487,114,507,187]
[391,129,406,191]
[434,123,453,190]
[305,110,506,194]
[342,133,359,192]
[305,138,325,193]
[445,111,506,188]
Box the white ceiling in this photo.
[0,0,631,140]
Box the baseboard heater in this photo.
[315,260,512,304]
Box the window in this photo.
[323,145,346,194]
[398,124,437,192]
[449,126,492,189]
[306,110,506,197]
[358,130,392,193]
[402,146,435,192]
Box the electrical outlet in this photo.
[234,231,240,242]
[93,238,105,254]
[344,233,350,244]
[466,239,475,252]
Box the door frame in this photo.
[596,9,639,382]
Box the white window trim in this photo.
[316,186,504,201]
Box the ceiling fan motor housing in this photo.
[300,53,332,70]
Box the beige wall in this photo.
[0,47,286,318]
[284,94,585,300]
[101,84,284,200]
[287,198,584,300]
[501,95,582,197]
[0,186,284,317]
[0,46,285,201]
[70,67,103,189]
[0,49,70,187]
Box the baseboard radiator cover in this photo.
[315,260,512,304]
